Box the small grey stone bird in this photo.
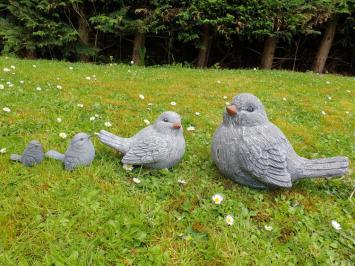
[10,140,44,167]
[97,111,185,169]
[212,93,349,189]
[46,132,95,170]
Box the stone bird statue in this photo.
[46,132,95,170]
[97,111,185,169]
[10,140,44,167]
[212,93,349,189]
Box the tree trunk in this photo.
[196,25,210,68]
[312,17,338,73]
[78,9,90,62]
[132,32,146,65]
[25,49,37,59]
[260,36,277,69]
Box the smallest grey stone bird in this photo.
[10,140,44,167]
[46,132,95,170]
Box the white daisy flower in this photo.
[85,76,91,80]
[56,117,62,123]
[20,80,24,84]
[148,103,153,106]
[104,121,112,127]
[321,111,326,115]
[77,103,84,108]
[0,148,7,154]
[132,177,141,184]
[10,65,15,69]
[217,80,221,84]
[32,64,37,68]
[264,225,273,231]
[225,215,234,226]
[36,86,42,91]
[92,75,96,78]
[326,81,330,84]
[212,193,223,205]
[130,60,134,65]
[345,111,349,114]
[3,107,11,113]
[3,68,10,72]
[0,84,4,90]
[56,85,62,90]
[139,94,145,100]
[187,126,195,131]
[223,96,227,99]
[346,90,350,93]
[178,179,187,185]
[90,116,96,121]
[225,102,230,106]
[8,83,13,88]
[170,101,177,106]
[143,119,150,125]
[195,112,200,116]
[95,114,99,118]
[283,97,287,101]
[59,133,67,139]
[123,164,133,171]
[253,67,257,71]
[69,66,73,70]
[327,96,332,100]
[331,220,341,230]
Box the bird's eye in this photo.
[80,138,84,141]
[246,106,254,112]
[163,118,169,122]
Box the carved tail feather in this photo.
[10,154,22,161]
[298,156,349,180]
[97,130,130,154]
[46,150,65,161]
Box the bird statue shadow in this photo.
[212,93,349,190]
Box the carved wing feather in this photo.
[240,125,292,188]
[122,135,168,165]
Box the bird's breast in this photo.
[212,125,242,174]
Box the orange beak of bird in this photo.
[226,105,237,116]
[172,122,181,129]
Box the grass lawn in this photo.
[0,56,354,265]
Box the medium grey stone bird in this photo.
[10,140,44,167]
[97,111,185,169]
[212,93,349,189]
[46,132,95,170]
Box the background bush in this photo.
[0,0,354,74]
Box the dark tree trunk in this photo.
[312,17,338,73]
[26,49,37,59]
[260,36,278,69]
[78,9,90,62]
[132,32,146,65]
[196,25,211,68]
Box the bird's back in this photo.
[64,141,95,170]
[21,147,44,166]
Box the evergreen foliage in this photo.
[0,0,353,73]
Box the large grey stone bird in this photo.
[212,93,349,189]
[10,140,44,167]
[46,132,95,170]
[97,111,185,169]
